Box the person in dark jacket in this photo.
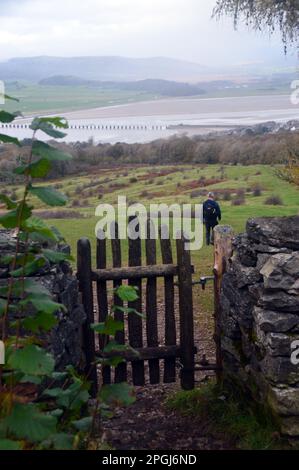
[203,192,221,245]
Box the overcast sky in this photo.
[0,0,297,66]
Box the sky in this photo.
[0,0,297,67]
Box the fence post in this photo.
[213,225,234,383]
[176,236,195,390]
[77,238,98,397]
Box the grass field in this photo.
[4,83,157,115]
[2,163,298,317]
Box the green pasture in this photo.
[3,163,298,317]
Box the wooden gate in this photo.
[77,220,196,397]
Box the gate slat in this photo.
[128,217,145,386]
[146,219,160,384]
[96,234,111,385]
[176,236,195,390]
[77,238,98,397]
[160,226,176,383]
[111,222,127,383]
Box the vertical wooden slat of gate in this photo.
[96,232,111,385]
[77,238,98,397]
[111,221,127,383]
[176,235,195,390]
[145,218,159,384]
[128,216,145,386]
[160,226,176,383]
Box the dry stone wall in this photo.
[221,216,299,437]
[0,230,86,370]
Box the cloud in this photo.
[0,0,296,66]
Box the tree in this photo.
[213,0,299,48]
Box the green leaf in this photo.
[50,371,68,381]
[11,256,47,277]
[42,249,73,263]
[32,140,72,161]
[35,117,68,129]
[99,383,136,407]
[0,133,21,146]
[8,344,55,376]
[14,158,51,178]
[30,117,67,138]
[22,311,57,333]
[72,416,92,432]
[0,110,22,123]
[23,216,59,241]
[20,375,42,385]
[20,295,65,315]
[43,382,89,411]
[112,305,144,318]
[103,340,136,355]
[115,285,139,302]
[4,403,57,442]
[48,433,74,450]
[0,203,32,229]
[0,194,17,209]
[29,185,67,207]
[0,439,22,450]
[0,278,51,297]
[91,316,124,336]
[0,93,19,102]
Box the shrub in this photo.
[252,184,263,197]
[71,199,81,207]
[265,195,283,205]
[129,177,138,183]
[223,191,232,201]
[232,196,246,206]
[140,190,149,198]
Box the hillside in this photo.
[39,76,206,97]
[0,56,208,82]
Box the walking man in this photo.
[203,192,221,246]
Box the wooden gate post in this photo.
[213,225,233,383]
[77,238,98,397]
[176,237,195,390]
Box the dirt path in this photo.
[102,383,233,450]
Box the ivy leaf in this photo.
[4,403,57,442]
[22,216,59,241]
[72,417,92,432]
[0,439,22,450]
[91,316,124,336]
[32,141,72,161]
[14,158,51,179]
[0,134,21,146]
[99,383,136,407]
[8,344,55,376]
[0,110,22,123]
[42,249,73,263]
[22,311,57,333]
[115,285,139,302]
[29,186,67,207]
[30,117,67,138]
[0,194,17,209]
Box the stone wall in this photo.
[221,216,299,438]
[0,230,86,370]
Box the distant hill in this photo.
[0,56,208,82]
[39,76,206,97]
